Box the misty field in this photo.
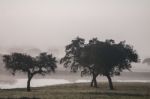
[0,82,149,99]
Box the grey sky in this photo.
[0,0,150,58]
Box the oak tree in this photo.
[3,52,57,91]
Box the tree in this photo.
[61,37,139,90]
[60,37,85,72]
[80,38,100,88]
[61,37,100,88]
[81,39,139,89]
[143,58,150,65]
[3,52,57,92]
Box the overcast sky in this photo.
[0,0,150,58]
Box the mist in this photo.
[0,0,150,58]
[0,0,150,92]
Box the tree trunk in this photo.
[27,72,33,92]
[106,75,114,90]
[90,77,94,87]
[27,77,31,92]
[93,75,97,88]
[91,73,98,88]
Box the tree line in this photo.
[3,37,139,92]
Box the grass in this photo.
[0,82,150,99]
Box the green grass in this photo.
[0,82,150,99]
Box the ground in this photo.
[0,82,150,99]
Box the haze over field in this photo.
[0,0,150,90]
[0,0,150,57]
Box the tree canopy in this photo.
[3,52,57,91]
[61,37,139,89]
[60,37,85,72]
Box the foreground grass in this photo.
[0,82,150,99]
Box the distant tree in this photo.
[61,37,139,90]
[143,58,150,65]
[3,52,57,91]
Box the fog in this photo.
[0,0,150,58]
[0,0,150,88]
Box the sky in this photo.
[0,0,150,58]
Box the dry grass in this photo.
[0,82,149,99]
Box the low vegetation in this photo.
[0,82,149,99]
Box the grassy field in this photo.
[0,82,150,99]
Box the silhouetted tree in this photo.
[82,39,139,89]
[61,37,139,90]
[60,37,85,72]
[3,52,57,92]
[61,37,100,88]
[80,38,100,88]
